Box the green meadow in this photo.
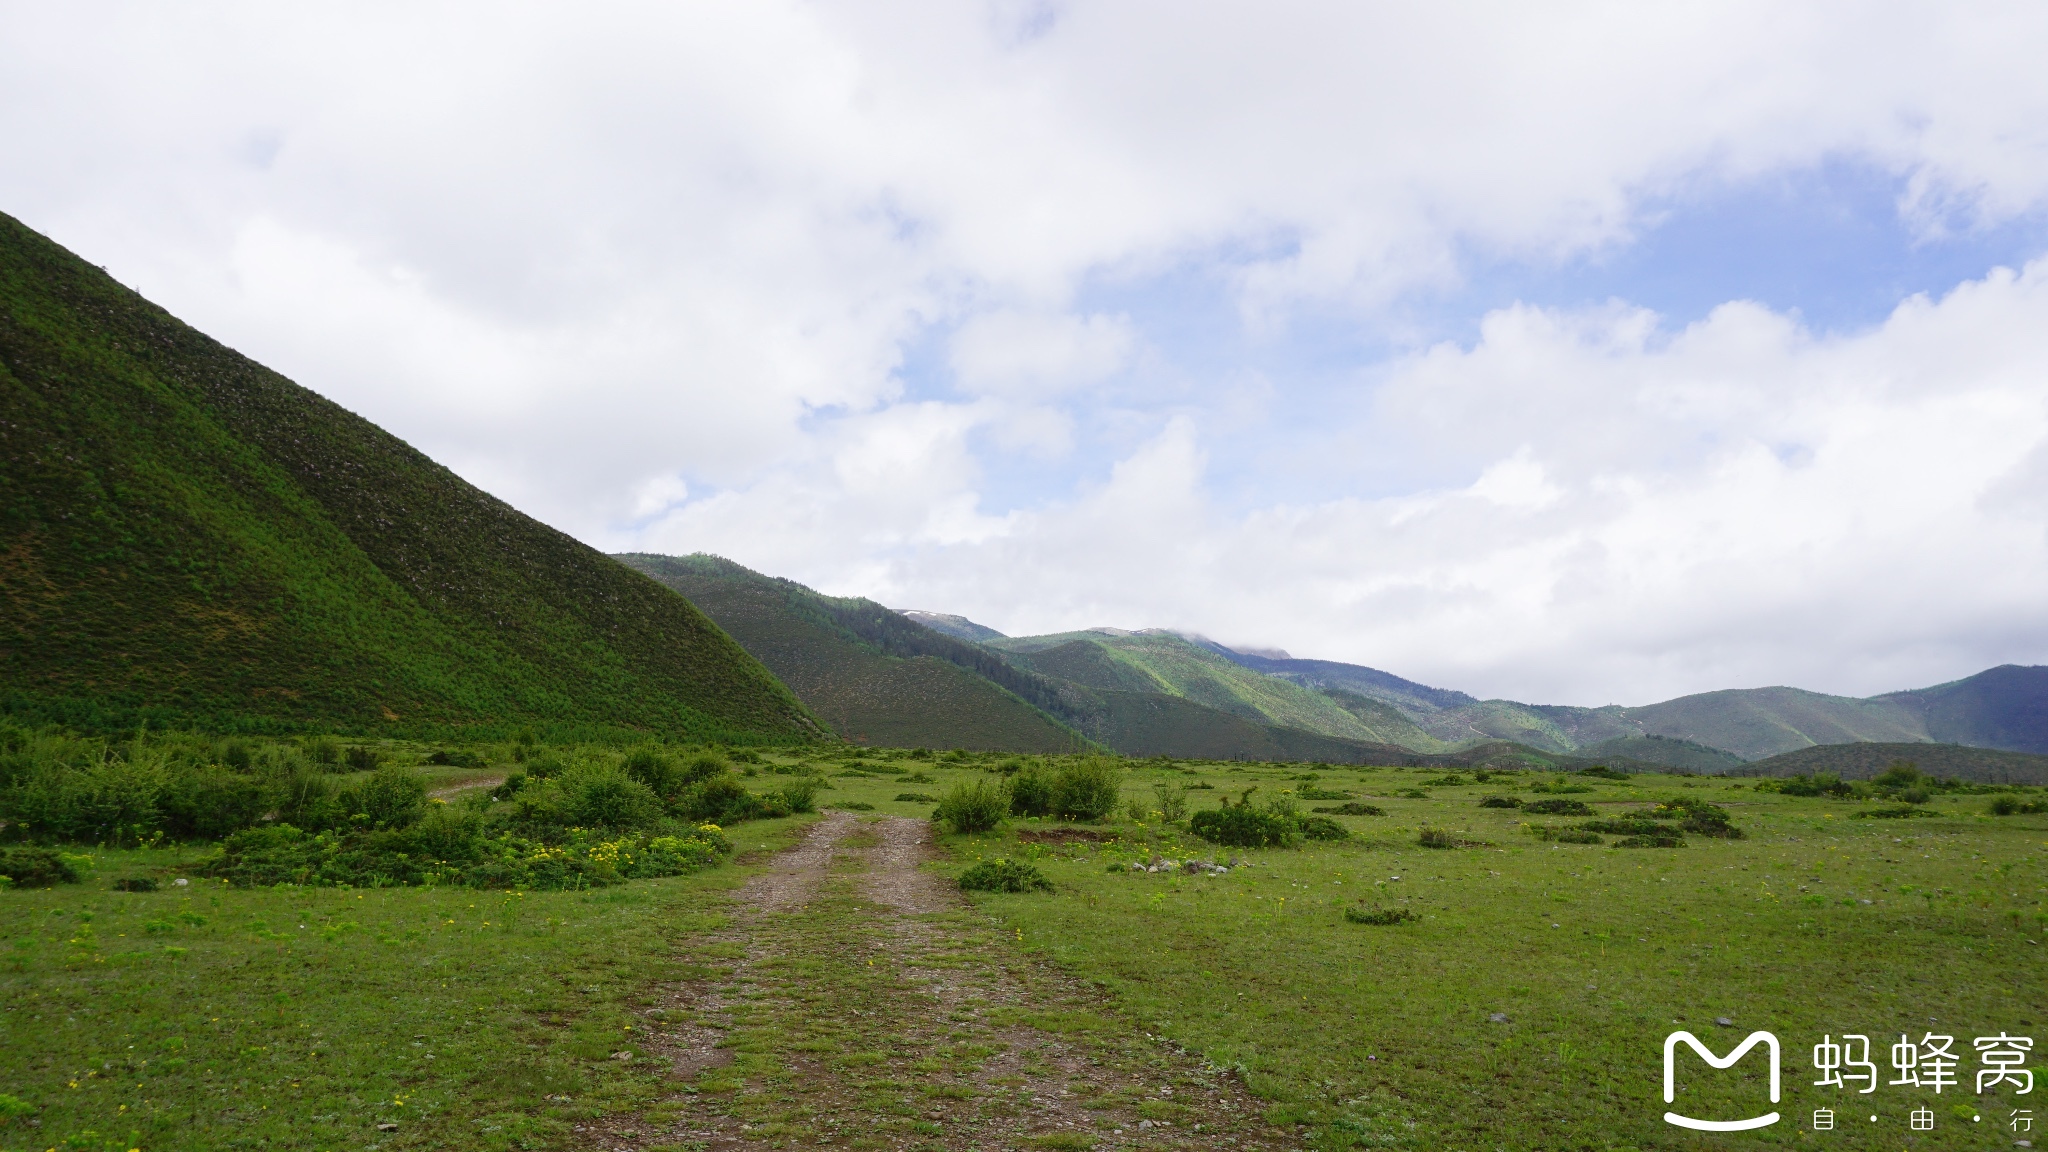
[4,742,2045,1151]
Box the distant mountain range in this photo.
[0,212,820,742]
[619,555,2048,774]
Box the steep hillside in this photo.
[1738,742,2048,786]
[1616,687,1926,761]
[0,212,820,741]
[618,554,1083,752]
[991,629,1395,743]
[897,610,1006,643]
[1879,665,2048,754]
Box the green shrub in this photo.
[1007,763,1057,817]
[1615,834,1684,848]
[1523,799,1593,816]
[1345,906,1420,925]
[425,748,487,768]
[158,769,270,840]
[1153,781,1189,823]
[1855,806,1943,820]
[1764,772,1856,798]
[1579,817,1674,836]
[1051,758,1122,820]
[1526,824,1603,844]
[0,845,80,887]
[621,747,681,796]
[1478,795,1522,809]
[1189,791,1298,848]
[341,766,430,830]
[1417,827,1458,849]
[1651,797,1744,838]
[1295,815,1350,841]
[775,776,822,813]
[958,858,1053,893]
[113,876,159,892]
[203,822,730,890]
[1990,796,2048,815]
[342,746,382,772]
[1313,802,1386,816]
[305,736,342,768]
[894,792,938,803]
[1297,787,1353,801]
[839,801,875,811]
[935,778,1008,833]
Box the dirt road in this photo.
[587,812,1298,1151]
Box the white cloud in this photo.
[6,3,2048,701]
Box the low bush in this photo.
[1421,774,1468,787]
[426,748,487,768]
[1313,802,1386,816]
[1008,758,1122,821]
[1580,817,1674,836]
[1478,796,1523,809]
[1345,906,1420,925]
[1526,825,1603,844]
[936,777,1008,833]
[1399,788,1429,799]
[1153,782,1189,823]
[1523,799,1593,816]
[775,777,823,813]
[1651,797,1744,838]
[342,746,382,772]
[839,801,875,811]
[1760,772,1856,798]
[1296,787,1353,801]
[1990,796,2048,816]
[1295,815,1351,841]
[1578,766,1632,780]
[958,858,1053,893]
[1855,806,1943,820]
[112,876,158,892]
[894,791,938,803]
[1615,834,1685,848]
[1417,827,1458,849]
[1190,791,1299,848]
[202,822,732,890]
[0,845,80,887]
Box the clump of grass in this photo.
[1312,802,1386,816]
[895,791,938,803]
[1399,788,1429,799]
[1478,795,1522,809]
[112,876,159,892]
[1295,815,1351,841]
[838,801,876,811]
[934,778,1008,833]
[1579,816,1672,836]
[1297,786,1353,801]
[1416,827,1458,848]
[1990,796,2048,815]
[1855,806,1942,820]
[958,858,1054,893]
[1345,906,1421,925]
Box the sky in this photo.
[6,2,2048,706]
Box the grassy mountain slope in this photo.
[1204,646,1476,714]
[617,554,1082,752]
[1737,742,2048,786]
[1616,687,1926,761]
[1878,665,2048,754]
[0,211,820,741]
[1578,734,1748,773]
[989,630,1394,743]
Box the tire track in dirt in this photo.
[600,811,1298,1151]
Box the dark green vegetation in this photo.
[0,729,816,891]
[1741,740,2048,784]
[1575,733,1747,772]
[616,554,1081,752]
[956,857,1053,892]
[0,213,818,742]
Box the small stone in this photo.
[612,1050,633,1061]
[1715,1017,1735,1027]
[1138,1119,1153,1129]
[376,1122,399,1131]
[172,878,189,887]
[1488,1013,1509,1023]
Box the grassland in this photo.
[6,742,2043,1152]
[0,212,818,742]
[942,762,2048,1150]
